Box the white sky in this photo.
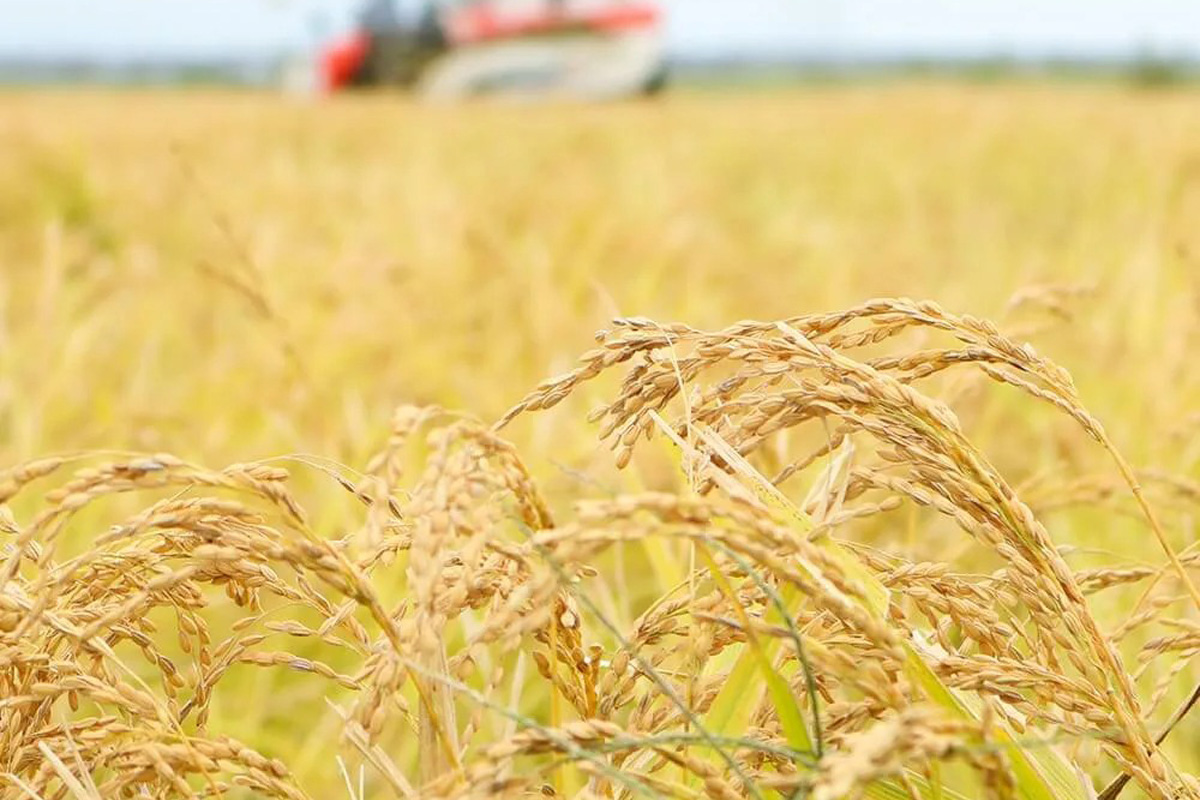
[1,0,1199,60]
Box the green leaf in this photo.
[704,642,763,737]
[697,544,813,755]
[901,646,1086,800]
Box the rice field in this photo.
[1,84,1199,799]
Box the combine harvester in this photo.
[317,0,666,100]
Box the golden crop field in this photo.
[1,85,1199,800]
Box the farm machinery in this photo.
[317,0,666,99]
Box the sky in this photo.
[2,0,1200,61]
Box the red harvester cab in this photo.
[318,0,666,99]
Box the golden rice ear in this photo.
[505,304,1200,799]
[800,437,856,523]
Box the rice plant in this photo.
[3,296,1198,799]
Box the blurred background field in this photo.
[4,13,1200,795]
[3,85,1199,469]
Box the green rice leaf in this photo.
[697,543,813,755]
